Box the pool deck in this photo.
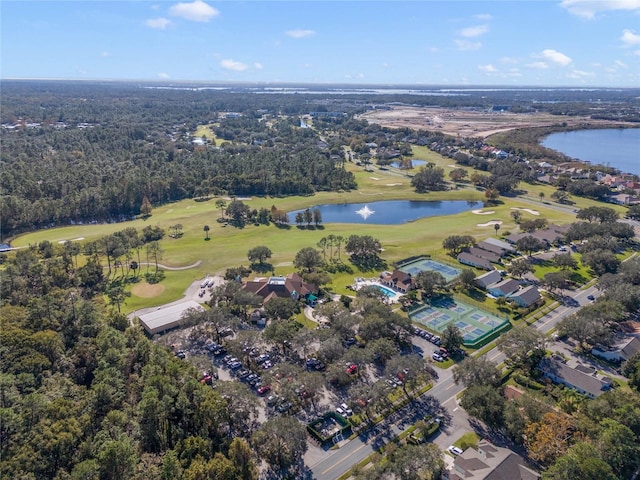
[353,278,402,303]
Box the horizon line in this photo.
[1,77,638,90]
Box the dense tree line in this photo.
[0,83,360,237]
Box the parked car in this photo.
[448,446,463,456]
[276,401,292,413]
[432,353,444,362]
[587,294,595,301]
[257,385,271,395]
[256,354,270,364]
[340,403,353,416]
[346,364,358,374]
[175,350,186,359]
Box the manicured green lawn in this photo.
[11,161,583,314]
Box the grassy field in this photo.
[11,160,595,314]
[193,124,218,143]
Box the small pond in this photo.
[289,200,477,225]
[389,159,427,169]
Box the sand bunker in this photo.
[472,209,495,215]
[477,220,503,227]
[132,283,165,298]
[370,177,381,180]
[510,207,540,216]
[386,183,402,186]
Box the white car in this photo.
[336,406,347,416]
[448,446,464,456]
[432,353,444,362]
[340,403,353,416]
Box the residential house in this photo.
[457,252,493,271]
[447,440,540,480]
[610,193,633,205]
[481,237,516,254]
[538,357,612,398]
[487,278,521,297]
[241,273,318,304]
[380,269,416,293]
[475,270,503,290]
[468,247,502,264]
[508,285,541,307]
[592,336,640,362]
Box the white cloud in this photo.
[474,13,493,20]
[460,24,489,37]
[145,17,171,29]
[560,0,640,19]
[220,59,248,71]
[621,29,640,46]
[615,60,628,68]
[345,73,365,79]
[158,72,170,79]
[100,51,111,57]
[536,49,572,66]
[286,29,316,39]
[635,49,640,55]
[479,64,497,73]
[254,62,263,70]
[455,39,481,51]
[500,56,519,64]
[567,69,595,78]
[169,1,219,22]
[527,62,549,69]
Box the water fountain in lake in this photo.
[355,205,375,220]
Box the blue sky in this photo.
[2,0,640,87]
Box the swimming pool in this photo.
[373,284,397,297]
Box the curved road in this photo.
[309,283,603,480]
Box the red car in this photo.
[346,364,358,375]
[257,385,271,395]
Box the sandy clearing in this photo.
[132,283,166,298]
[510,207,540,216]
[472,209,495,215]
[477,220,503,227]
[73,237,85,241]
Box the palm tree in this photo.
[317,237,327,261]
[215,199,227,219]
[335,235,344,261]
[494,223,500,236]
[204,225,210,240]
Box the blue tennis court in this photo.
[409,296,509,346]
[398,258,461,283]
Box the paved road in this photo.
[308,283,603,480]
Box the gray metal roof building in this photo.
[137,301,204,335]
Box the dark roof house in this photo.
[468,247,502,264]
[487,278,521,297]
[538,357,612,398]
[475,270,503,289]
[592,336,640,362]
[380,269,416,293]
[508,285,541,307]
[458,252,493,271]
[242,273,318,304]
[448,440,540,480]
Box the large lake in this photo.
[542,128,640,175]
[289,200,476,225]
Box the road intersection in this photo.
[308,283,602,480]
